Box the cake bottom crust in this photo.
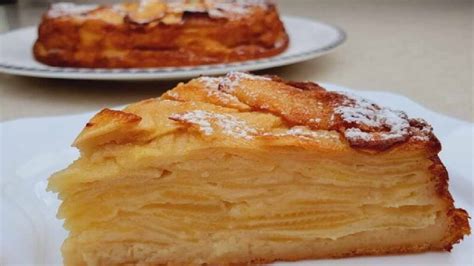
[62,210,468,266]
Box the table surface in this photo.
[0,0,472,122]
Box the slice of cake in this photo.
[33,0,288,68]
[48,72,470,265]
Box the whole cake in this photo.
[48,72,470,265]
[33,0,289,68]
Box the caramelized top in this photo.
[46,0,272,25]
[74,72,439,154]
[75,72,441,154]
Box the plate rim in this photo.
[0,16,346,80]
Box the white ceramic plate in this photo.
[0,16,345,80]
[1,84,472,265]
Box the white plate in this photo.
[0,16,345,80]
[1,84,472,265]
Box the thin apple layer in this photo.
[50,148,446,261]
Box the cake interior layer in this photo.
[53,146,450,264]
[63,213,451,265]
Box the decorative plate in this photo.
[0,16,345,80]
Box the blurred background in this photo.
[0,0,472,122]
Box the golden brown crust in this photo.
[73,108,155,151]
[443,208,471,251]
[219,72,439,152]
[425,155,471,251]
[33,1,289,68]
[425,155,471,250]
[74,72,441,154]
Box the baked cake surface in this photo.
[33,0,289,68]
[48,72,470,265]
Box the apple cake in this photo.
[33,0,289,68]
[48,72,470,265]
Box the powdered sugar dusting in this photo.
[206,0,268,18]
[197,76,222,89]
[220,72,270,93]
[47,2,98,18]
[47,0,269,23]
[277,127,336,140]
[409,118,433,141]
[111,4,127,15]
[138,0,159,13]
[167,1,206,13]
[169,110,257,139]
[166,90,181,99]
[139,0,156,6]
[344,128,376,142]
[206,89,240,105]
[335,92,411,144]
[260,126,339,143]
[147,0,268,21]
[411,135,430,141]
[196,76,242,105]
[287,127,320,138]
